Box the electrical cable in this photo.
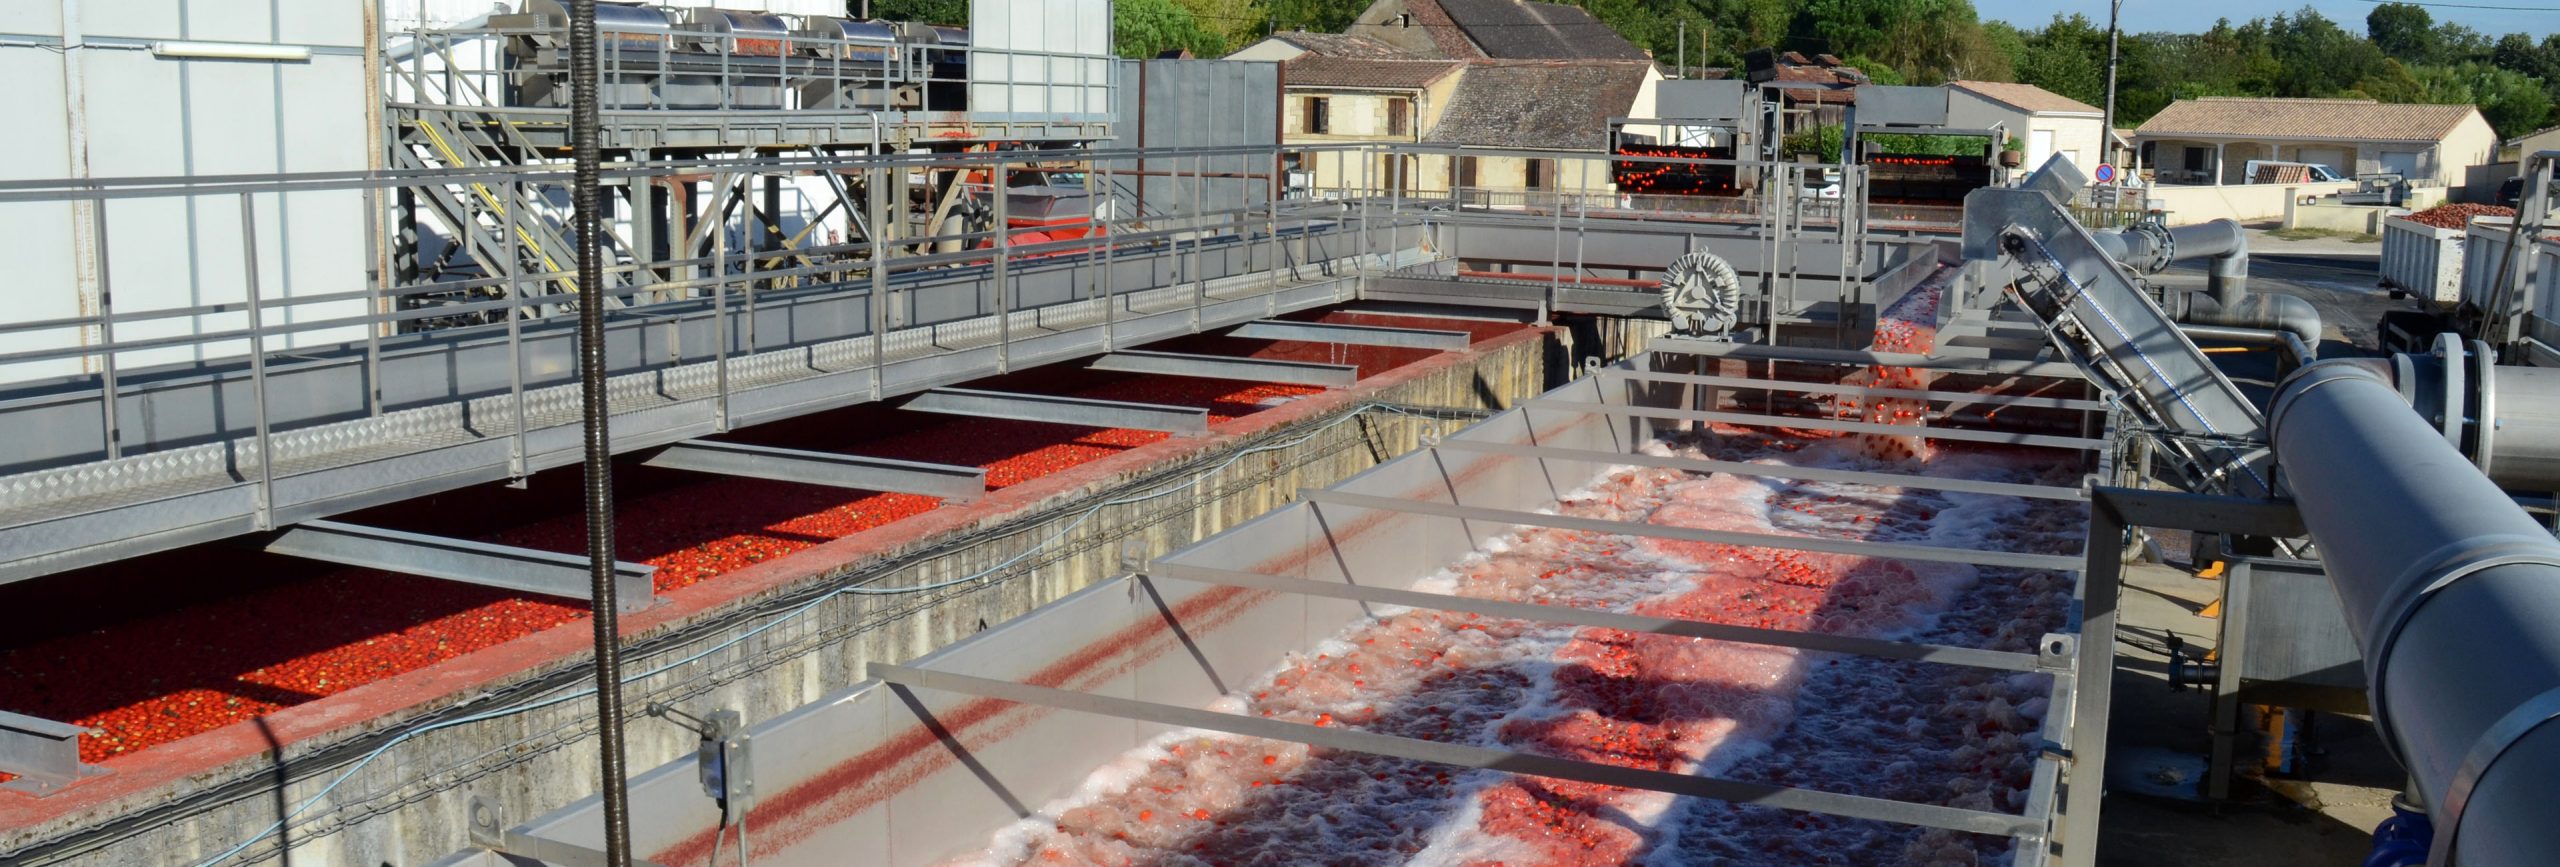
[184,399,1480,867]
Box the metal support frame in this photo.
[1152,562,2039,671]
[1227,319,1470,351]
[1088,350,1357,388]
[1426,439,2089,501]
[1646,337,2090,379]
[1298,489,2084,572]
[2052,489,2297,866]
[1597,368,2110,412]
[872,662,2040,837]
[641,440,985,502]
[0,710,103,796]
[1523,399,2110,452]
[902,387,1210,435]
[261,519,656,612]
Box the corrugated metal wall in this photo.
[1107,59,1280,231]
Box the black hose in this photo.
[566,2,634,866]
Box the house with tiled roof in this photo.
[2133,97,2495,189]
[1231,2,1662,201]
[1945,81,2108,177]
[1343,0,1649,61]
[1427,60,1657,197]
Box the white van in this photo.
[2242,160,2349,183]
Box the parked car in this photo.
[2241,160,2349,183]
[2496,176,2560,209]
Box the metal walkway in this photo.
[0,235,1419,584]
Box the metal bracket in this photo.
[466,794,672,867]
[0,710,105,796]
[2036,632,2078,674]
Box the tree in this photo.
[867,0,967,25]
[1115,0,1222,58]
[1172,0,1267,54]
[2366,3,2435,63]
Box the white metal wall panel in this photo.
[0,39,79,384]
[970,0,1111,119]
[0,2,62,33]
[0,0,374,385]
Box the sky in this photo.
[1983,0,2560,40]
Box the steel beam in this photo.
[1523,399,2111,451]
[262,520,656,612]
[1645,337,2089,379]
[2088,488,2302,537]
[1088,350,1359,388]
[902,387,1211,435]
[1298,489,2084,572]
[1228,319,1472,351]
[1335,301,1538,324]
[1428,439,2089,501]
[1598,368,2110,411]
[871,662,2039,837]
[1151,562,2040,671]
[0,711,100,796]
[641,440,985,502]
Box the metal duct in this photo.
[2269,359,2560,865]
[2168,290,2322,348]
[2095,219,2249,304]
[2090,218,2317,343]
[2369,335,2560,492]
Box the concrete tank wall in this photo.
[2,329,1552,867]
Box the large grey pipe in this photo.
[2092,218,2318,344]
[2092,218,2249,304]
[2170,219,2249,306]
[2169,290,2322,348]
[2271,360,2560,864]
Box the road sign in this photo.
[2094,163,2119,184]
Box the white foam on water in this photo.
[953,422,2082,866]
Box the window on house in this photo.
[1458,156,1478,189]
[1527,158,1555,191]
[2183,146,2209,173]
[1388,97,1412,137]
[1303,97,1330,135]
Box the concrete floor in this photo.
[2093,241,2410,866]
[2094,555,2400,866]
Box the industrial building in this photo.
[1,3,2558,867]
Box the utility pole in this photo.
[1678,20,1687,79]
[2102,0,2125,168]
[567,1,635,866]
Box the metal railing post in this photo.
[239,193,276,530]
[712,173,732,431]
[1099,157,1117,350]
[506,181,529,478]
[91,202,121,460]
[993,157,1011,373]
[742,171,760,354]
[1190,154,1205,331]
[869,158,890,400]
[361,185,384,417]
[1266,152,1284,296]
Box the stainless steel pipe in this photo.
[2270,359,2560,864]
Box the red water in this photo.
[958,410,2085,866]
[1837,272,1951,463]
